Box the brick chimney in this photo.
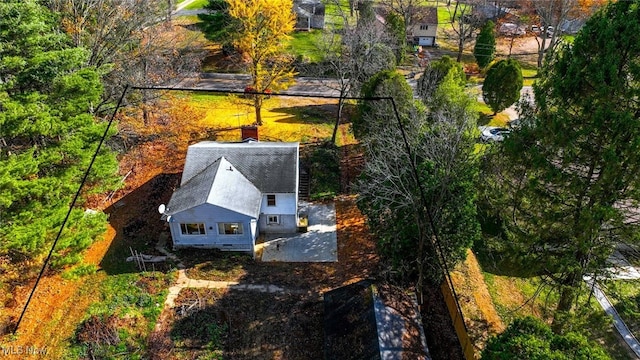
[241,125,259,141]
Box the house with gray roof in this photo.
[294,0,325,31]
[161,140,300,254]
[407,6,439,47]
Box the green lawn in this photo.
[437,5,454,23]
[435,2,471,23]
[181,92,229,106]
[324,0,353,28]
[476,102,510,127]
[521,67,538,86]
[183,0,208,10]
[287,30,325,63]
[602,279,640,335]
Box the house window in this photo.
[218,222,244,235]
[419,25,428,30]
[180,223,205,235]
[267,194,276,206]
[267,215,279,225]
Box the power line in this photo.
[386,96,472,341]
[14,83,470,348]
[130,85,471,328]
[13,85,130,335]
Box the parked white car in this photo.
[499,23,526,36]
[479,126,511,142]
[545,26,555,38]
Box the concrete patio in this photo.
[258,202,338,262]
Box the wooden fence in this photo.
[441,280,476,360]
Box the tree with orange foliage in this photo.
[227,0,297,125]
[49,0,202,117]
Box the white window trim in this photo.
[217,222,244,235]
[267,215,280,225]
[180,223,206,235]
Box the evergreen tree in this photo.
[483,0,640,331]
[0,0,118,267]
[474,20,496,69]
[482,59,523,115]
[198,0,236,51]
[355,70,412,138]
[417,55,466,101]
[385,11,407,65]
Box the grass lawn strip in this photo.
[602,279,640,335]
[182,0,208,11]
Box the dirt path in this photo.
[155,237,300,309]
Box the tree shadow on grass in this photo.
[100,173,181,275]
[269,104,338,125]
[572,297,638,360]
[473,210,543,279]
[478,112,492,126]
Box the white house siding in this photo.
[260,193,298,233]
[408,22,438,46]
[169,203,256,251]
[418,37,435,46]
[259,214,298,234]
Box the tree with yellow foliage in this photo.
[227,0,296,125]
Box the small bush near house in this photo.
[307,142,340,200]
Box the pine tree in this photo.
[484,0,640,331]
[482,59,523,115]
[474,20,496,69]
[0,0,118,267]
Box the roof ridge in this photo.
[181,157,222,187]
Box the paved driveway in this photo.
[259,202,337,262]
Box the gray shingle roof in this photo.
[181,141,299,194]
[165,157,262,218]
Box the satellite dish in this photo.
[158,204,166,214]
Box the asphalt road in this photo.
[167,73,343,98]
